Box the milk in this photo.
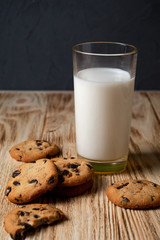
[74,68,134,161]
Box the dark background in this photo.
[0,0,160,90]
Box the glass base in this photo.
[77,153,128,174]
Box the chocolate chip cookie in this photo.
[107,179,160,209]
[5,159,58,204]
[9,140,59,162]
[52,158,94,187]
[4,204,64,240]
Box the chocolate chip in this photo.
[12,170,21,178]
[13,181,20,186]
[18,211,25,216]
[35,140,43,146]
[16,148,20,151]
[137,181,142,183]
[37,143,42,146]
[34,214,40,218]
[68,164,79,169]
[30,160,36,163]
[153,183,157,187]
[18,211,29,216]
[117,182,129,189]
[74,168,79,173]
[21,206,26,208]
[48,176,55,184]
[122,197,130,203]
[32,208,40,210]
[43,160,47,163]
[86,164,93,169]
[71,157,75,159]
[58,175,65,183]
[62,170,70,176]
[29,179,38,184]
[15,198,19,202]
[18,155,22,159]
[63,157,67,159]
[29,148,32,150]
[76,173,80,176]
[5,187,11,196]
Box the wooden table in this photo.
[0,91,160,240]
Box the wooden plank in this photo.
[0,91,160,240]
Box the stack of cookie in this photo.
[6,140,94,203]
[52,158,94,197]
[4,139,95,240]
[5,158,94,204]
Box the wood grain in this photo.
[0,91,160,240]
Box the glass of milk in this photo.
[72,42,137,174]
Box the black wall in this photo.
[0,0,160,90]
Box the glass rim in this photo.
[72,41,138,56]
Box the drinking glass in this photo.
[72,42,137,174]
